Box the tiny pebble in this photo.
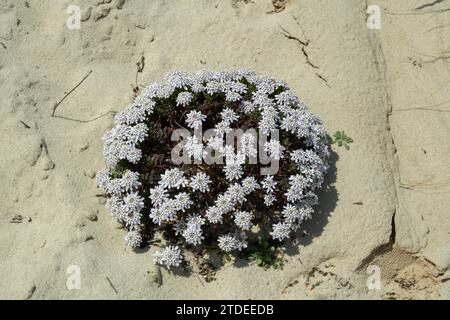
[84,170,96,178]
[78,142,89,152]
[85,208,98,221]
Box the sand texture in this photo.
[0,0,449,299]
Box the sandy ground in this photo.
[0,0,449,299]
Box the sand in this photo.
[0,0,449,299]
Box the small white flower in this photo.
[128,123,149,145]
[270,221,292,241]
[124,145,142,164]
[259,106,278,134]
[176,92,193,106]
[205,206,224,224]
[153,245,183,269]
[206,80,223,94]
[190,172,212,192]
[149,185,168,207]
[223,162,244,181]
[214,120,232,136]
[241,176,259,194]
[217,232,247,252]
[264,139,285,160]
[185,135,205,161]
[154,83,174,99]
[217,234,238,252]
[206,135,223,152]
[282,204,301,223]
[220,108,238,124]
[234,210,253,230]
[261,175,277,193]
[252,87,272,103]
[149,200,177,225]
[174,192,193,212]
[115,102,151,125]
[106,178,125,196]
[185,110,206,129]
[225,91,242,102]
[123,192,145,213]
[298,205,314,222]
[187,213,206,226]
[227,183,246,204]
[125,230,142,248]
[106,196,127,222]
[275,90,299,107]
[124,210,142,229]
[240,100,256,113]
[182,222,204,246]
[240,132,258,158]
[215,194,234,214]
[264,194,276,207]
[120,170,141,192]
[159,168,187,189]
[285,174,307,202]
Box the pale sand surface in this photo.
[0,0,449,299]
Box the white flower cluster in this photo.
[98,69,329,269]
[149,168,193,225]
[186,110,206,129]
[205,176,259,226]
[217,232,248,252]
[261,175,277,206]
[153,245,183,269]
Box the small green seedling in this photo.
[247,240,285,270]
[332,131,353,150]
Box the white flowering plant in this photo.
[97,70,329,270]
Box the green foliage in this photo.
[246,240,285,270]
[331,131,353,150]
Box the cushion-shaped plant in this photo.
[97,70,329,269]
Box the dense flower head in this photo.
[234,210,254,230]
[98,69,329,268]
[264,139,285,160]
[153,245,183,269]
[217,232,248,252]
[176,91,193,107]
[185,110,206,129]
[189,172,212,192]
